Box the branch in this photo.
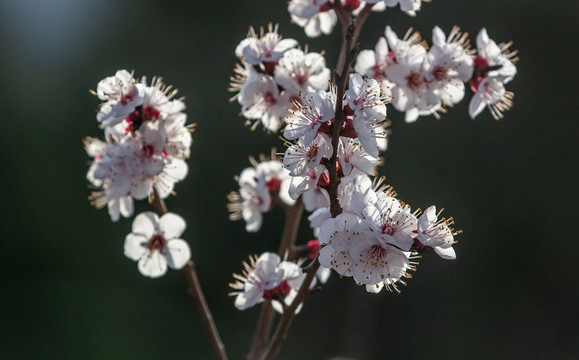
[259,6,372,356]
[246,302,275,360]
[151,189,228,360]
[184,261,229,360]
[259,259,320,360]
[277,197,305,258]
[246,198,304,360]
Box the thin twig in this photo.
[259,260,320,360]
[151,189,228,360]
[150,189,168,215]
[247,197,304,360]
[246,302,275,360]
[277,197,304,258]
[184,261,229,360]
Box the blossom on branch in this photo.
[230,253,308,313]
[468,28,518,119]
[231,25,330,132]
[228,151,294,232]
[86,71,192,221]
[124,212,191,278]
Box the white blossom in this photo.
[230,253,307,313]
[288,0,338,38]
[274,48,331,94]
[469,28,517,119]
[416,206,458,260]
[235,24,298,66]
[284,90,336,145]
[124,212,191,278]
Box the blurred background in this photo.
[1,0,577,359]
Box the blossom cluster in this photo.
[85,70,193,278]
[230,24,331,132]
[85,70,193,221]
[283,73,388,205]
[356,26,518,121]
[312,175,459,293]
[276,55,461,292]
[288,0,427,38]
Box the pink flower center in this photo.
[344,0,361,11]
[406,72,424,92]
[372,63,386,79]
[306,145,319,160]
[264,92,277,105]
[141,144,156,158]
[296,73,308,86]
[319,2,332,12]
[262,60,277,76]
[120,93,133,105]
[143,106,160,121]
[306,240,321,259]
[369,245,387,258]
[266,177,282,192]
[147,234,167,252]
[433,66,447,81]
[263,280,291,300]
[381,222,395,235]
[387,51,398,64]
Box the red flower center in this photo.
[263,280,291,301]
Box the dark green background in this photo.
[1,0,577,359]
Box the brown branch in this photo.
[150,188,168,215]
[246,197,304,360]
[151,189,228,360]
[184,261,229,360]
[259,259,320,360]
[259,5,374,356]
[335,3,373,75]
[277,197,304,258]
[328,23,355,218]
[246,302,275,360]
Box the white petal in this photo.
[138,251,168,278]
[132,212,158,238]
[469,93,485,119]
[279,179,296,206]
[108,198,121,222]
[124,233,147,261]
[119,196,134,218]
[166,239,191,269]
[366,282,384,293]
[431,26,445,48]
[235,288,263,310]
[434,246,456,260]
[405,108,420,123]
[159,213,187,239]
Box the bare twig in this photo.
[246,197,304,360]
[246,303,275,360]
[151,189,228,360]
[184,261,229,360]
[259,260,320,360]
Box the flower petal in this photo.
[132,212,158,238]
[124,233,147,261]
[165,239,191,269]
[159,213,187,239]
[138,251,167,278]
